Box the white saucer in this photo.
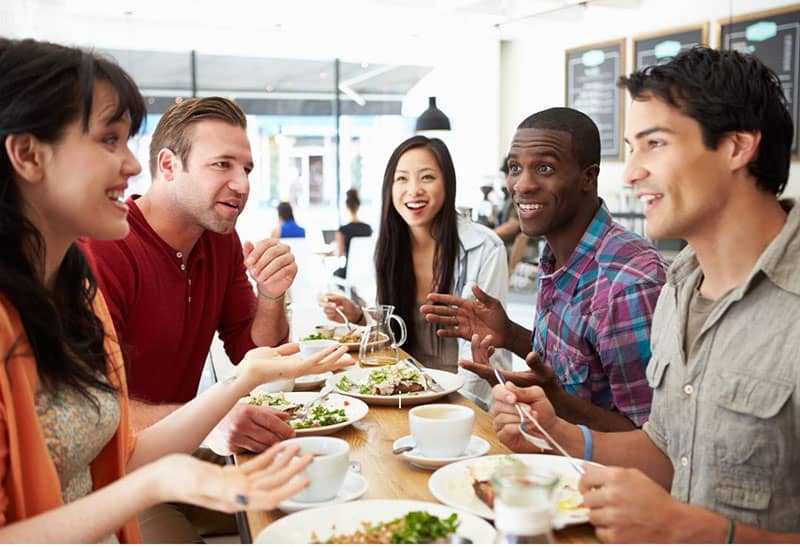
[294,372,332,391]
[393,435,491,470]
[277,470,368,513]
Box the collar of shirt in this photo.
[539,200,612,297]
[667,198,800,299]
[128,195,207,267]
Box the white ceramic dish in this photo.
[244,391,368,435]
[427,453,590,529]
[330,366,464,406]
[393,434,491,470]
[256,499,497,544]
[277,470,368,513]
[294,371,332,391]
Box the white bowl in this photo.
[298,338,341,358]
[253,378,295,393]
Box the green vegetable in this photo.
[373,511,459,544]
[337,376,355,391]
[248,393,291,407]
[290,405,347,429]
[303,332,332,341]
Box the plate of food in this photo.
[330,362,464,406]
[246,391,368,435]
[255,499,497,544]
[301,326,388,352]
[427,454,590,529]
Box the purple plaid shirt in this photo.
[533,203,667,426]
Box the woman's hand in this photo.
[239,344,352,392]
[320,293,362,324]
[153,443,311,512]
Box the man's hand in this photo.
[320,293,362,324]
[420,285,511,346]
[243,239,297,299]
[205,402,296,455]
[459,335,557,390]
[580,465,684,543]
[490,382,557,453]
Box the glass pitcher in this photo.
[358,305,407,367]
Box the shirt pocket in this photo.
[712,371,794,512]
[548,345,590,390]
[645,355,670,389]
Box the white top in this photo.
[452,217,511,408]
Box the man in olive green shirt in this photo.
[491,47,800,542]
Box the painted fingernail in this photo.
[235,494,248,506]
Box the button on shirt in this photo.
[533,202,668,426]
[643,199,800,532]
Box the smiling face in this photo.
[27,79,141,243]
[167,119,253,234]
[391,146,446,232]
[506,128,593,239]
[623,95,733,241]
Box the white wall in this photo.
[500,0,800,207]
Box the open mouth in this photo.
[106,189,125,204]
[405,201,428,212]
[638,193,663,214]
[517,202,544,213]
[218,200,241,211]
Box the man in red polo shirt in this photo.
[82,97,301,540]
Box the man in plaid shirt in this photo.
[422,107,667,431]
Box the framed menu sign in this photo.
[565,39,625,159]
[719,5,800,154]
[633,24,708,70]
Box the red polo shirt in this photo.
[81,196,258,403]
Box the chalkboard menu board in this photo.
[565,40,625,159]
[720,5,800,154]
[634,25,708,70]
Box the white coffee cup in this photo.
[281,436,350,502]
[409,404,475,458]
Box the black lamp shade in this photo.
[415,96,451,131]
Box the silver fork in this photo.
[491,367,584,476]
[294,384,334,420]
[404,357,444,392]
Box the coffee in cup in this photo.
[408,403,474,458]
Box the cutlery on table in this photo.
[404,357,444,392]
[294,384,334,420]
[490,366,584,476]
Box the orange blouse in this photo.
[0,291,140,542]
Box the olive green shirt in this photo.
[643,199,800,532]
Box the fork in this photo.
[491,367,584,476]
[294,384,334,420]
[404,357,444,393]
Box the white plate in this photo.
[428,454,590,529]
[245,392,368,435]
[277,470,368,513]
[256,499,497,544]
[330,366,464,406]
[294,372,332,391]
[393,435,491,470]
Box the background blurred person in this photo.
[0,37,348,543]
[321,136,510,408]
[271,201,306,238]
[333,188,373,279]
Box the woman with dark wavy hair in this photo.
[0,38,347,542]
[322,136,510,407]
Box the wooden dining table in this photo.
[234,353,598,544]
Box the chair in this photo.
[343,235,376,304]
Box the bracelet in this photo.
[577,424,593,461]
[258,288,286,302]
[726,518,735,544]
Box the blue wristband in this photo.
[577,424,593,462]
